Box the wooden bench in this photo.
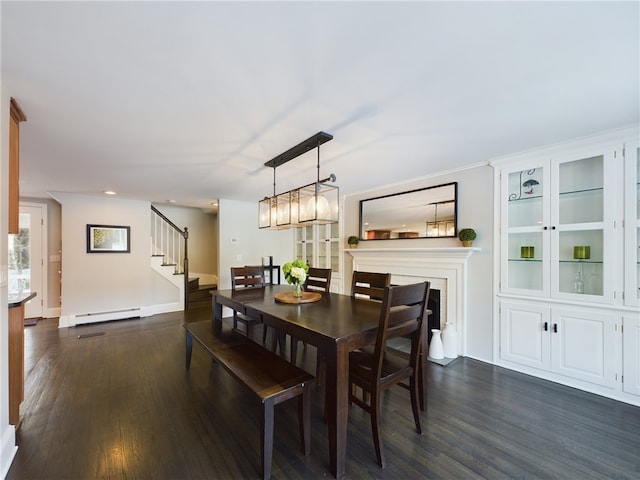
[184,320,314,480]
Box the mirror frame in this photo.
[359,182,458,240]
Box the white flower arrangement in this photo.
[289,266,307,284]
[283,259,309,286]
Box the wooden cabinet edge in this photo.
[9,97,26,234]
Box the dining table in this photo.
[211,284,388,478]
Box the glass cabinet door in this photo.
[554,154,606,298]
[295,225,314,266]
[501,145,617,303]
[328,222,340,273]
[625,141,640,306]
[295,223,340,275]
[503,164,549,295]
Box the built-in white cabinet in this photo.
[622,314,640,396]
[295,223,341,288]
[500,300,617,389]
[494,126,639,405]
[624,140,640,307]
[621,141,640,397]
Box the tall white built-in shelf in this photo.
[295,223,341,291]
[493,125,640,406]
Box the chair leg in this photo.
[370,391,385,468]
[298,383,311,456]
[247,322,254,341]
[410,374,422,435]
[185,331,193,370]
[260,398,275,480]
[270,330,278,353]
[290,337,298,365]
[418,355,425,411]
[262,324,268,346]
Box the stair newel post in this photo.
[183,227,189,310]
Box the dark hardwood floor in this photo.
[7,308,640,479]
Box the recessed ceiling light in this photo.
[167,199,176,203]
[104,190,116,195]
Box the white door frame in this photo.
[19,202,47,319]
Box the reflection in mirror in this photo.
[359,182,457,240]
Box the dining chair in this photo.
[230,266,267,344]
[350,271,429,410]
[348,281,430,468]
[351,271,391,301]
[289,268,332,367]
[306,271,391,390]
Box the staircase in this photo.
[187,277,217,312]
[151,205,219,312]
[151,205,189,309]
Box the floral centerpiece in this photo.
[282,259,309,298]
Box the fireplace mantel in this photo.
[346,247,478,259]
[347,247,480,356]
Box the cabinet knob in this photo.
[553,323,558,333]
[544,322,548,331]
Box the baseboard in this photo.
[44,307,61,319]
[0,424,17,480]
[58,303,184,328]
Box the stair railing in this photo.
[151,205,189,309]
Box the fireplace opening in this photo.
[426,288,441,344]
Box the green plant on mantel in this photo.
[347,235,359,248]
[458,228,477,247]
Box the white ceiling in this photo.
[2,1,638,211]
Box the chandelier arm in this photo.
[272,166,276,197]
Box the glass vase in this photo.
[293,283,303,298]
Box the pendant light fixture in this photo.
[258,132,338,229]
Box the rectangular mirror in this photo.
[359,182,457,240]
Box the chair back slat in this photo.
[231,266,266,290]
[304,267,332,293]
[372,281,431,380]
[351,271,391,301]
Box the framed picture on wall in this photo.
[86,224,130,253]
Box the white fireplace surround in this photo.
[348,247,479,356]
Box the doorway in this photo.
[8,203,46,319]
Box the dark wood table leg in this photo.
[212,295,223,334]
[325,343,348,478]
[186,331,193,370]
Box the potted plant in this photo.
[458,228,476,247]
[347,235,359,248]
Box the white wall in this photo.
[217,199,293,289]
[343,163,495,362]
[0,87,18,478]
[52,192,180,326]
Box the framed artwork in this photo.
[86,224,130,253]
